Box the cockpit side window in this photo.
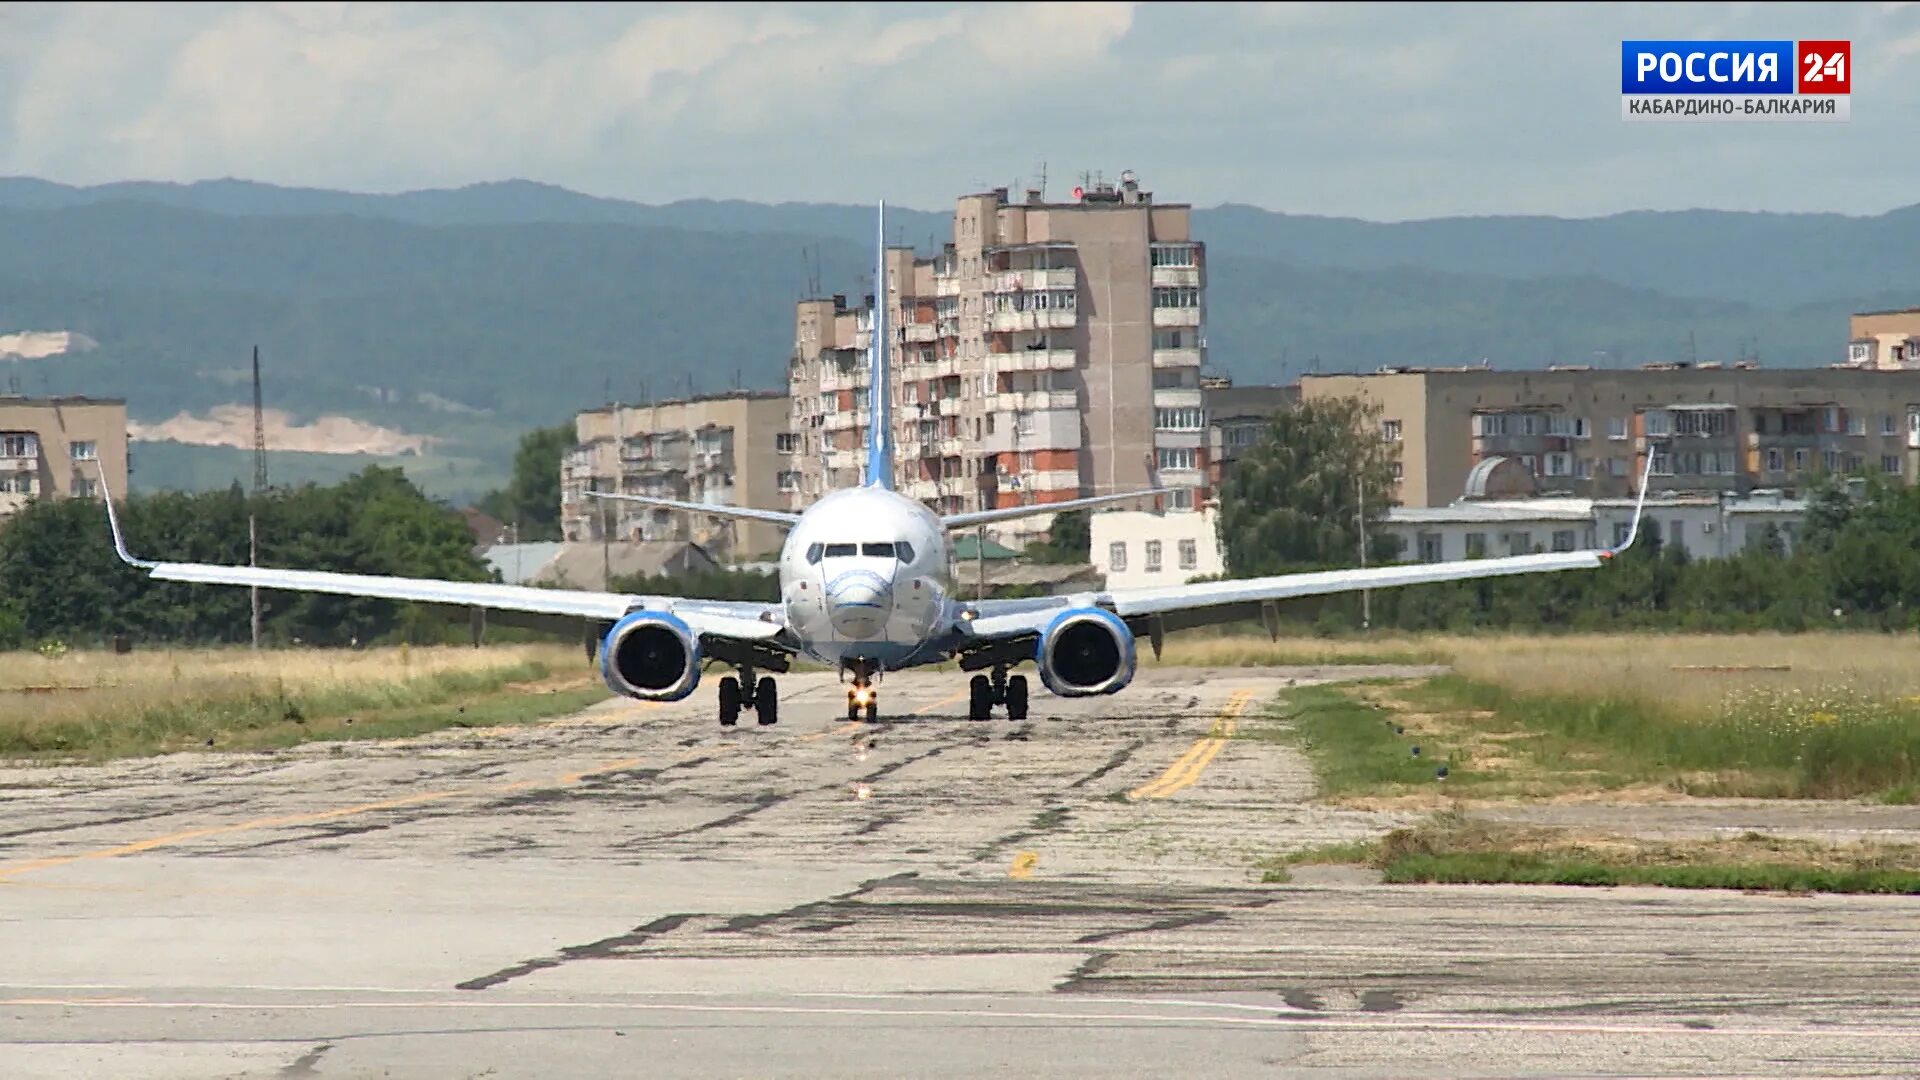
[861,542,895,558]
[824,543,857,557]
[805,543,824,565]
[895,541,915,563]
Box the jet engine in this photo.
[598,610,701,701]
[1033,607,1136,697]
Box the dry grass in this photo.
[1262,811,1920,894]
[1151,634,1447,668]
[0,643,601,759]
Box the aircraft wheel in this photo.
[719,676,741,727]
[968,674,993,720]
[755,678,778,726]
[865,699,878,723]
[1006,675,1029,721]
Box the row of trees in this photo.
[1212,395,1920,633]
[0,467,490,650]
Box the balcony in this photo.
[993,389,1080,413]
[1152,347,1202,368]
[822,409,870,432]
[935,276,961,297]
[989,268,1077,292]
[992,348,1077,373]
[1150,266,1201,288]
[1151,308,1202,328]
[989,309,1078,333]
[820,366,867,392]
[1153,388,1203,409]
[904,323,937,343]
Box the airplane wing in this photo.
[97,478,785,644]
[941,487,1165,531]
[959,457,1654,644]
[586,491,801,527]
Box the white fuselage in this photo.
[777,486,953,670]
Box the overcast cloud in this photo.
[2,1,1916,219]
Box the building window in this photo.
[1145,540,1162,572]
[1574,457,1591,479]
[1793,448,1809,471]
[1613,521,1632,547]
[1607,417,1627,440]
[1151,287,1199,309]
[1642,410,1671,436]
[1508,532,1533,556]
[1155,408,1205,431]
[1157,448,1196,471]
[1885,415,1900,436]
[1166,488,1194,510]
[1851,342,1872,364]
[1153,329,1185,349]
[1016,412,1035,436]
[1108,542,1127,573]
[70,475,98,499]
[1848,415,1867,436]
[1883,454,1903,475]
[69,440,97,461]
[1389,461,1403,480]
[1823,449,1842,472]
[1150,244,1197,267]
[1673,410,1730,437]
[0,472,33,494]
[1465,533,1487,558]
[0,433,38,459]
[1178,539,1198,570]
[1381,419,1402,442]
[1552,530,1576,552]
[1418,533,1443,563]
[1650,447,1672,476]
[777,471,801,492]
[775,433,799,454]
[1765,448,1783,472]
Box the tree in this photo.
[1024,509,1090,564]
[1214,395,1401,578]
[478,424,575,541]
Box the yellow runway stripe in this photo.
[1126,689,1259,801]
[1008,851,1039,879]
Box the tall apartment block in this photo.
[561,390,790,559]
[1302,362,1920,508]
[0,396,127,521]
[786,173,1207,542]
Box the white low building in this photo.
[1089,508,1227,589]
[1383,491,1808,564]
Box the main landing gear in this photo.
[969,666,1028,721]
[718,667,778,729]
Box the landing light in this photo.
[853,687,875,705]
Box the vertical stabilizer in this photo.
[864,200,894,490]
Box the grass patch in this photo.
[1371,813,1920,896]
[0,644,609,760]
[1151,634,1447,668]
[1254,683,1468,798]
[1256,837,1383,883]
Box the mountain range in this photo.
[0,176,1912,504]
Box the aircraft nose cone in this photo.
[826,571,893,640]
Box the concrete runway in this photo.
[2,666,1918,1079]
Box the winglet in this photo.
[92,462,155,569]
[1601,448,1658,559]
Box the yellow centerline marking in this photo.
[1126,689,1259,801]
[1008,851,1039,879]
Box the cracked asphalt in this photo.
[2,665,1917,1079]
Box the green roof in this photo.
[950,534,1022,561]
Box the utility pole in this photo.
[250,345,266,651]
[1357,473,1371,631]
[976,526,987,601]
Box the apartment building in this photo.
[786,172,1205,543]
[1848,308,1920,369]
[561,390,789,559]
[0,396,127,521]
[1301,364,1920,507]
[1205,382,1298,489]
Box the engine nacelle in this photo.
[598,610,701,701]
[1033,607,1136,697]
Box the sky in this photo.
[2,1,1917,220]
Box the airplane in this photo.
[98,201,1652,729]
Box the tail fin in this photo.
[864,199,894,490]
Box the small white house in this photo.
[1088,508,1226,589]
[1383,492,1809,564]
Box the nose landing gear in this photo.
[843,660,881,723]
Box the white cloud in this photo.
[2,1,1917,218]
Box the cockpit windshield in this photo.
[808,541,914,563]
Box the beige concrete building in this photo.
[786,172,1206,543]
[1849,308,1920,369]
[1301,364,1920,508]
[561,390,790,559]
[1205,382,1298,490]
[0,396,127,520]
